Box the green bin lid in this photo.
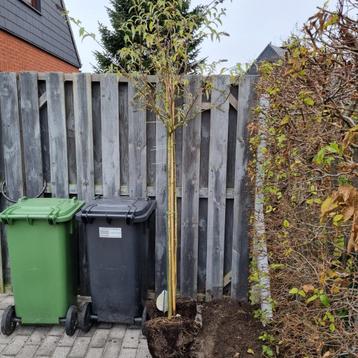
[0,197,84,224]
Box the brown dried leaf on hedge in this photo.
[320,185,358,252]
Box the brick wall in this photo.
[0,30,80,72]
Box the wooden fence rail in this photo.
[0,72,256,300]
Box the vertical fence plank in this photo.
[155,115,167,295]
[47,73,69,197]
[0,73,24,289]
[73,73,95,201]
[38,81,51,184]
[206,75,230,299]
[19,72,43,197]
[65,81,77,187]
[198,109,211,293]
[73,73,95,295]
[180,76,202,297]
[100,74,120,197]
[0,73,24,200]
[231,75,257,301]
[128,82,147,197]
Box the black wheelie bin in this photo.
[75,197,155,331]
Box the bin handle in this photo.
[125,199,138,225]
[1,181,47,203]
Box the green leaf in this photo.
[319,294,330,307]
[306,294,318,304]
[289,287,299,295]
[262,345,274,357]
[329,323,336,332]
[303,97,314,106]
[333,214,343,226]
[283,220,290,228]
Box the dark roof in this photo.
[248,43,286,75]
[0,0,81,68]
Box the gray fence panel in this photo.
[0,73,254,299]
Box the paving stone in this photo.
[109,325,126,340]
[36,335,60,356]
[15,344,38,358]
[16,326,35,336]
[90,329,110,348]
[68,337,91,358]
[85,347,104,358]
[27,327,50,345]
[58,331,78,347]
[48,325,65,336]
[102,338,122,358]
[122,329,140,349]
[0,295,148,358]
[52,346,72,358]
[119,348,136,358]
[136,339,151,358]
[2,335,28,355]
[77,326,96,338]
[0,333,14,345]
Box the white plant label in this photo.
[99,227,122,239]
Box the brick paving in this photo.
[0,295,151,358]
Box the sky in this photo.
[65,0,331,72]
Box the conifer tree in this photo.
[94,0,204,72]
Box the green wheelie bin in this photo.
[0,197,84,336]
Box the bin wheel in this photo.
[1,305,17,336]
[78,302,93,332]
[65,305,77,336]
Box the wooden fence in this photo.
[0,72,257,300]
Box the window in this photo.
[22,0,41,12]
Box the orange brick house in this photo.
[0,0,81,72]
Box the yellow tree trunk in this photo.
[167,129,177,318]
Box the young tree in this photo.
[115,0,229,318]
[94,0,205,72]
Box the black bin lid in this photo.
[76,197,156,224]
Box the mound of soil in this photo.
[144,297,199,358]
[144,297,263,358]
[191,299,263,358]
[144,316,199,358]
